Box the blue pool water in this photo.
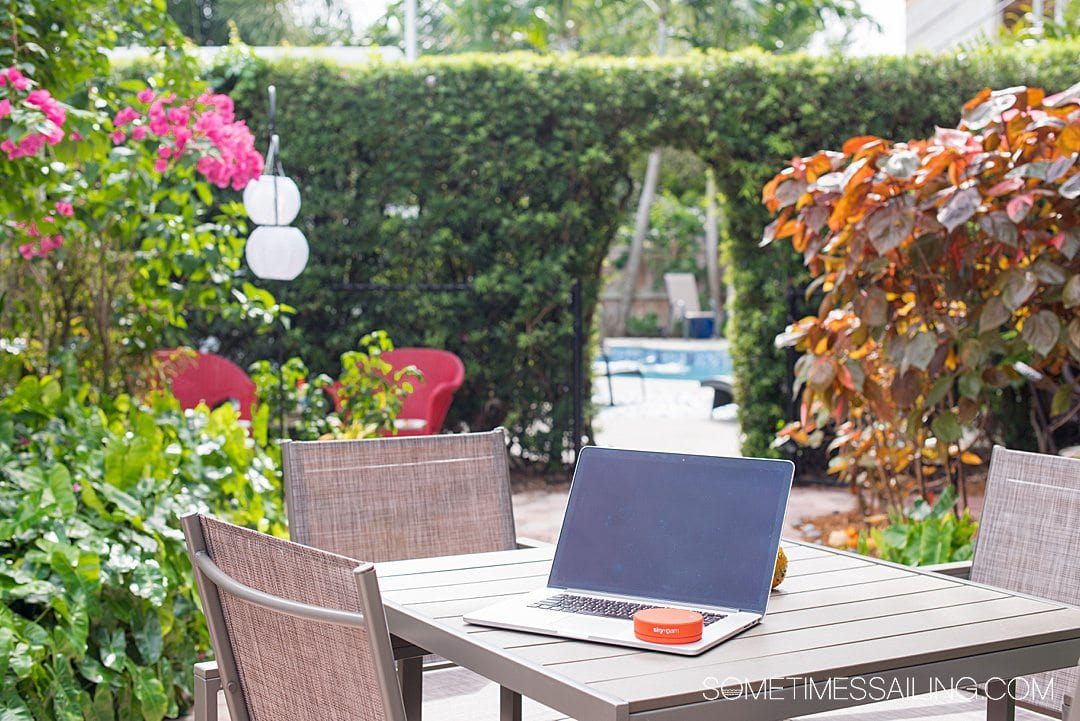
[599,345,733,381]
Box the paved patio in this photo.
[512,376,855,542]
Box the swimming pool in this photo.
[599,340,733,381]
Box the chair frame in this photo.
[921,446,1080,721]
[181,513,407,721]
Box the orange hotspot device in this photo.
[632,608,704,644]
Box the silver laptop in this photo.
[464,447,794,655]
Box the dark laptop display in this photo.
[548,448,791,615]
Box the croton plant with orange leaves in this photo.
[762,83,1080,510]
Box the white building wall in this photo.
[906,0,1002,52]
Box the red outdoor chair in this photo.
[153,350,257,422]
[329,348,466,436]
[380,348,465,435]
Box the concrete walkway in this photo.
[512,376,855,541]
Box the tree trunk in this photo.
[704,167,721,336]
[613,148,662,336]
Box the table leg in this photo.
[985,678,1016,721]
[398,657,423,721]
[500,685,522,721]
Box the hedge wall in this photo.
[206,41,1078,464]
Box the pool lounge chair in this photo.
[663,272,717,338]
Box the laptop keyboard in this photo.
[529,593,727,626]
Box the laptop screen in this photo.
[548,448,793,615]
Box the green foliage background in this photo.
[207,41,1078,462]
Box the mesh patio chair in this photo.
[796,446,1080,721]
[281,429,544,721]
[181,512,407,721]
[281,429,519,562]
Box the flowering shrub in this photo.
[0,67,67,159]
[762,84,1080,509]
[0,70,272,394]
[111,89,263,188]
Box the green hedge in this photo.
[206,42,1078,463]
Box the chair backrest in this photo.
[663,272,703,315]
[282,429,517,562]
[379,348,465,435]
[971,445,1080,716]
[154,350,256,422]
[181,513,406,721]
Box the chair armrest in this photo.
[193,661,221,721]
[920,560,972,579]
[516,536,551,548]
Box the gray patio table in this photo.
[379,541,1080,721]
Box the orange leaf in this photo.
[960,451,982,465]
[1058,122,1080,154]
[842,135,884,156]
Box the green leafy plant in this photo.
[248,331,417,441]
[0,367,283,720]
[857,486,977,566]
[625,312,662,338]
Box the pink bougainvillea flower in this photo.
[18,243,35,260]
[40,235,62,253]
[6,67,29,91]
[157,145,172,159]
[113,106,139,127]
[0,99,9,118]
[26,89,66,127]
[167,106,190,127]
[154,158,168,173]
[131,125,147,141]
[71,131,83,141]
[110,130,126,144]
[137,88,155,104]
[43,123,64,145]
[55,201,74,217]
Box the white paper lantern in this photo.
[245,226,309,281]
[243,175,302,226]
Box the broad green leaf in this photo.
[129,663,168,721]
[49,465,77,515]
[88,684,115,721]
[931,411,963,443]
[958,372,982,400]
[903,332,936,373]
[129,561,167,606]
[134,610,163,664]
[1003,269,1038,311]
[980,297,1011,333]
[100,629,127,671]
[1051,384,1074,416]
[1063,275,1080,308]
[1021,310,1061,357]
[1033,259,1066,286]
[926,375,953,406]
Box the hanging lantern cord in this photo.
[264,85,287,227]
